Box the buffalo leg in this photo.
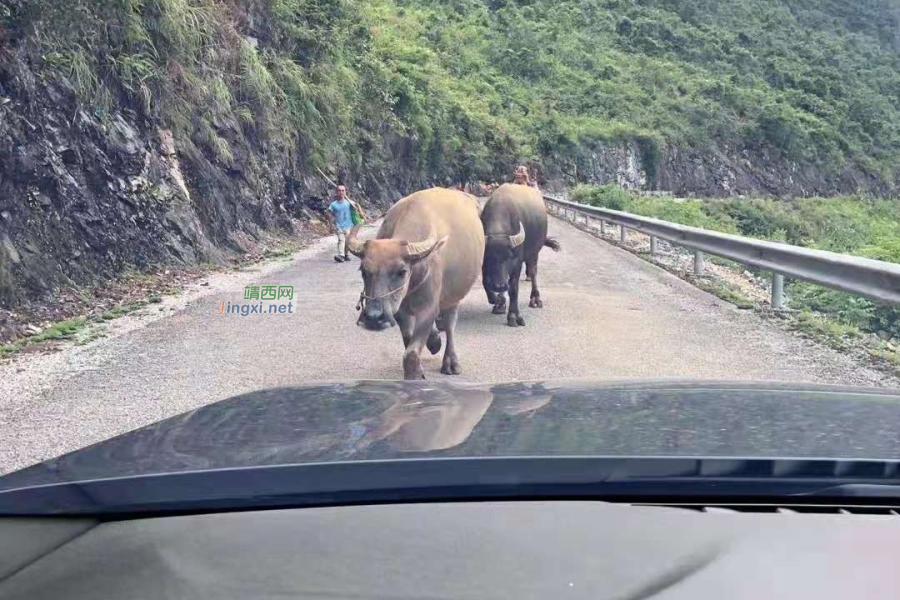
[483,264,498,306]
[525,258,536,282]
[492,292,507,314]
[484,280,498,306]
[528,259,543,309]
[440,305,462,375]
[403,313,437,380]
[397,312,415,348]
[507,261,526,327]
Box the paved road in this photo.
[1,216,897,474]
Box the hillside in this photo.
[1,0,899,306]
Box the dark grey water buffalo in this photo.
[481,183,560,327]
[347,188,485,380]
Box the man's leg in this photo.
[335,229,346,262]
[342,228,353,260]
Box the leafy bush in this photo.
[570,184,633,211]
[627,197,737,233]
[572,185,736,231]
[789,284,876,331]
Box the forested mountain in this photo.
[2,0,899,303]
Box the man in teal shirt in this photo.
[328,185,356,262]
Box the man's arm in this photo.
[326,202,339,231]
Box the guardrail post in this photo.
[772,273,784,309]
[600,221,606,235]
[650,236,658,255]
[620,226,627,243]
[694,250,705,276]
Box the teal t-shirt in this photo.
[329,199,354,230]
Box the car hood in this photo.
[2,379,900,492]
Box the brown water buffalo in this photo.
[481,183,560,327]
[347,188,485,380]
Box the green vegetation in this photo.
[263,248,295,261]
[5,0,899,184]
[572,185,737,231]
[694,280,755,311]
[871,344,900,368]
[792,310,862,343]
[0,318,88,355]
[99,301,148,321]
[572,183,900,340]
[0,300,152,357]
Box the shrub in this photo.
[570,184,633,211]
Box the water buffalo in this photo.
[481,183,560,327]
[347,188,485,380]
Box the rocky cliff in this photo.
[0,46,417,308]
[559,140,894,199]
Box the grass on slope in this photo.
[5,0,899,185]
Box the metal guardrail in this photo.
[544,195,900,308]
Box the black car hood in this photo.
[2,379,900,492]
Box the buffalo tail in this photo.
[544,237,561,252]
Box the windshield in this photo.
[2,1,900,500]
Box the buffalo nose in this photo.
[365,301,383,321]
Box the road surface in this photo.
[1,215,897,474]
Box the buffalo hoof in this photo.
[427,331,443,355]
[507,314,526,327]
[403,356,426,380]
[492,302,507,315]
[529,297,543,309]
[441,361,462,375]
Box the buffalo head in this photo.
[347,226,448,330]
[482,223,525,294]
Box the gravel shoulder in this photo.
[2,217,899,475]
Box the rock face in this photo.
[576,141,647,191]
[570,140,894,198]
[0,48,413,308]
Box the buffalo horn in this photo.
[509,223,526,248]
[346,225,366,257]
[406,234,448,260]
